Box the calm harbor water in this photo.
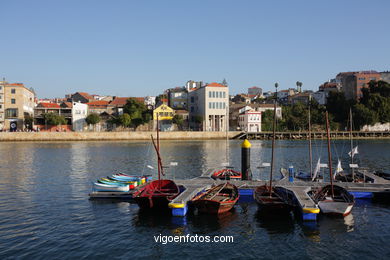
[0,139,390,259]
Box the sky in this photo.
[1,0,389,98]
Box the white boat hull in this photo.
[318,201,353,216]
[93,183,129,192]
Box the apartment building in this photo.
[0,81,5,130]
[1,82,35,131]
[336,71,381,100]
[238,107,262,132]
[188,82,229,131]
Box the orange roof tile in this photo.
[109,97,131,106]
[206,82,226,88]
[87,100,109,108]
[37,103,60,108]
[75,92,94,100]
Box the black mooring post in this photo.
[241,139,251,180]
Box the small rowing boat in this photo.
[191,183,239,214]
[211,169,242,180]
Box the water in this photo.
[0,140,390,259]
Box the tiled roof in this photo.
[37,103,60,108]
[61,102,73,108]
[109,97,130,106]
[75,92,94,100]
[175,109,189,114]
[87,100,109,108]
[206,82,226,88]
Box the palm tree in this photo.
[296,81,303,93]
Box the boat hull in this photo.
[191,183,239,214]
[254,185,292,213]
[318,201,354,216]
[93,183,129,192]
[311,184,355,216]
[133,180,179,210]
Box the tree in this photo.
[352,103,378,130]
[118,113,132,128]
[193,115,203,130]
[43,113,66,126]
[123,98,152,128]
[172,114,184,130]
[86,113,101,131]
[222,78,228,87]
[24,114,34,130]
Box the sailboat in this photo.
[334,108,368,183]
[295,95,314,181]
[309,111,355,216]
[212,106,243,180]
[133,116,180,210]
[254,83,293,212]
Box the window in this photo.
[191,106,194,112]
[370,77,377,80]
[191,97,194,103]
[212,91,215,98]
[223,92,226,98]
[11,99,16,104]
[0,104,2,108]
[216,92,219,98]
[6,108,18,118]
[209,102,211,109]
[223,102,226,109]
[212,102,215,109]
[358,77,365,80]
[11,88,16,94]
[209,92,211,98]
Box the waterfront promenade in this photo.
[1,131,390,141]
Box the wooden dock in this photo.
[89,168,390,221]
[234,131,390,140]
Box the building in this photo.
[248,86,263,98]
[0,81,5,130]
[34,101,87,131]
[185,80,203,91]
[1,82,35,131]
[72,102,88,131]
[312,91,327,105]
[34,102,72,131]
[238,108,262,132]
[289,92,312,105]
[336,71,381,100]
[380,71,390,83]
[70,92,94,103]
[188,82,229,131]
[153,104,174,131]
[168,87,188,109]
[87,100,110,114]
[108,97,130,115]
[144,96,156,110]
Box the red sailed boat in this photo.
[191,183,239,214]
[211,169,242,180]
[133,116,180,210]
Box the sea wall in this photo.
[0,131,241,142]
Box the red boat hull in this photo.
[211,169,242,180]
[191,183,239,214]
[133,180,179,210]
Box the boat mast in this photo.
[349,108,354,181]
[269,83,278,194]
[325,111,334,198]
[156,114,161,190]
[225,105,229,166]
[308,95,313,178]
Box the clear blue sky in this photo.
[1,0,389,98]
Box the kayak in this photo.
[93,182,130,192]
